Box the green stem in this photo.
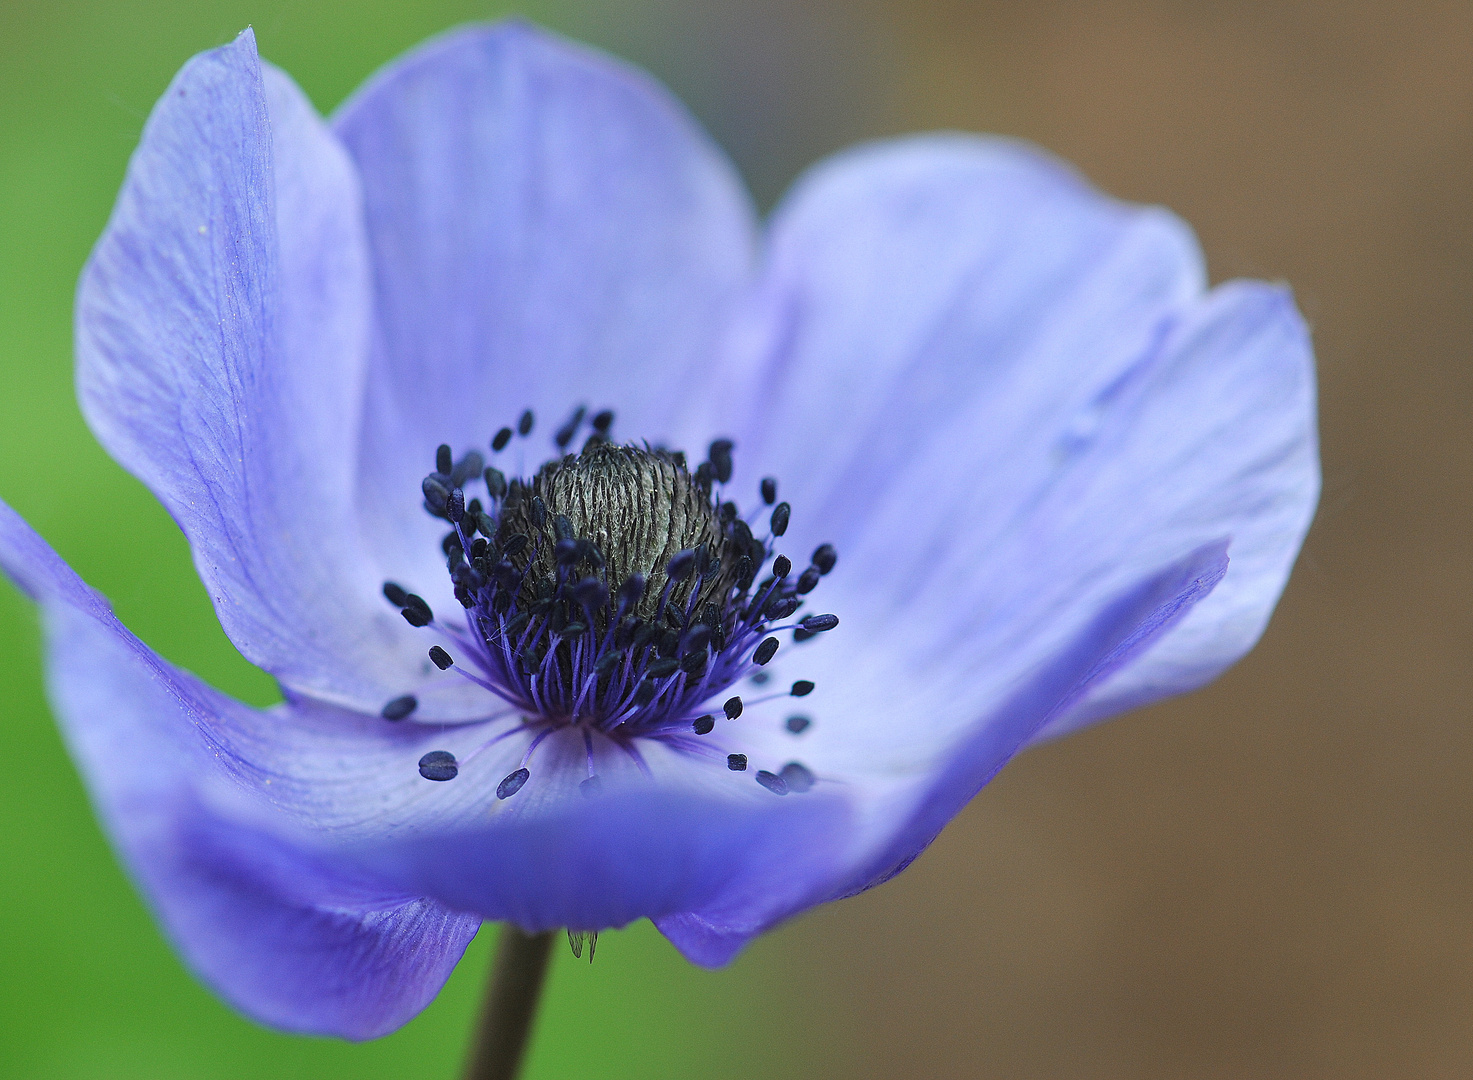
[462,925,556,1080]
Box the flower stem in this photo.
[462,925,556,1080]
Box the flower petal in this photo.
[75,32,465,716]
[655,541,1229,965]
[0,499,480,1039]
[719,135,1314,752]
[646,136,1315,958]
[1027,282,1319,740]
[331,21,758,597]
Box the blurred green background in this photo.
[3,1,1472,1078]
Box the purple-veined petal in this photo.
[331,21,758,601]
[0,499,480,1039]
[74,32,481,717]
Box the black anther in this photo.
[634,680,659,706]
[594,649,625,674]
[572,577,608,609]
[755,770,790,795]
[693,715,715,735]
[435,444,453,474]
[801,614,839,633]
[429,645,454,670]
[555,406,586,449]
[753,637,779,666]
[724,696,743,720]
[554,514,574,542]
[666,549,696,582]
[450,452,484,488]
[382,581,409,607]
[727,754,748,772]
[497,768,530,799]
[681,625,711,656]
[647,658,680,679]
[617,573,646,611]
[447,488,465,524]
[770,502,791,537]
[401,594,433,627]
[518,410,534,436]
[773,555,792,579]
[786,715,811,734]
[708,438,734,483]
[780,762,815,793]
[530,496,547,530]
[381,695,417,721]
[492,427,513,451]
[591,409,614,433]
[503,534,529,557]
[418,751,458,781]
[812,543,838,575]
[484,467,507,499]
[796,566,821,594]
[422,476,450,511]
[791,680,815,697]
[760,477,777,505]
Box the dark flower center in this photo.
[379,407,839,801]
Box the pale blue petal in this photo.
[331,22,758,599]
[0,499,480,1039]
[74,32,474,716]
[650,136,1315,958]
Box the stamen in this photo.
[381,695,417,721]
[554,405,587,449]
[779,762,815,792]
[497,768,530,799]
[393,417,843,798]
[755,769,789,795]
[418,751,458,781]
[811,543,838,575]
[785,715,812,734]
[401,594,433,627]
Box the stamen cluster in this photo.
[380,408,839,801]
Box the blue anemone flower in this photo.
[0,23,1318,1040]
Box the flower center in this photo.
[378,407,838,801]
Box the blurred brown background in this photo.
[662,1,1472,1076]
